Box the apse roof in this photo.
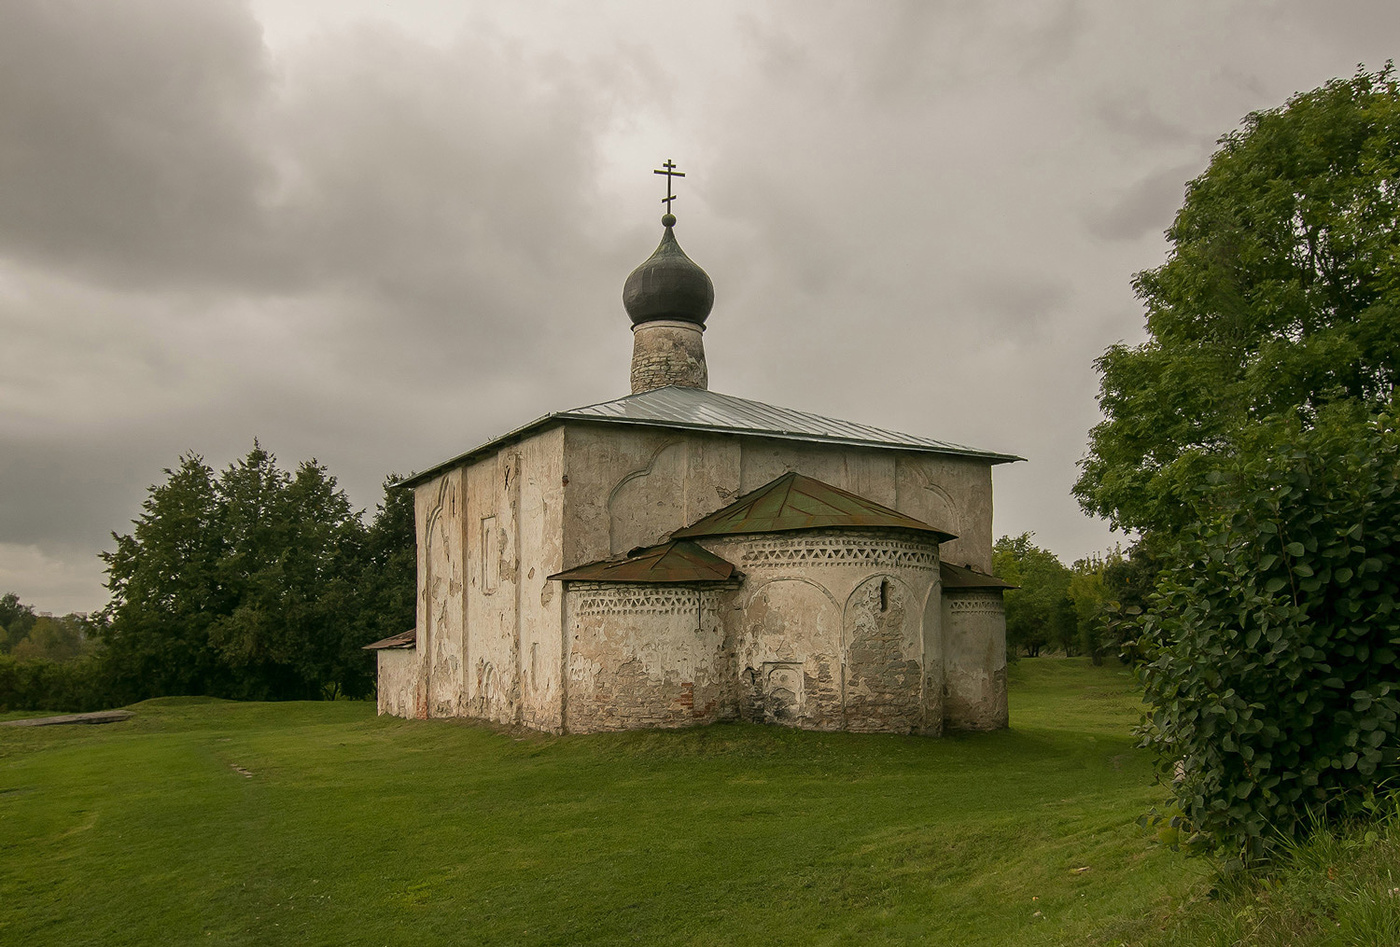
[399,386,1022,488]
[672,471,956,541]
[939,561,1016,589]
[548,540,737,584]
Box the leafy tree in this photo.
[10,614,96,664]
[101,454,231,701]
[204,447,367,700]
[350,476,417,680]
[993,534,1074,657]
[1075,65,1400,537]
[102,444,408,703]
[1067,555,1111,665]
[0,592,37,653]
[1074,66,1400,861]
[1137,405,1400,863]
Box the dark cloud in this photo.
[1082,162,1198,242]
[7,1,1400,612]
[0,0,276,289]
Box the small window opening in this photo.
[879,578,889,612]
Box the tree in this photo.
[101,453,231,701]
[0,592,37,653]
[993,534,1074,657]
[10,614,95,663]
[1067,554,1110,665]
[351,476,417,675]
[1073,66,1400,861]
[101,444,405,703]
[1136,405,1400,863]
[1075,65,1400,537]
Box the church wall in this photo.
[516,428,567,732]
[561,424,993,573]
[561,582,732,731]
[393,420,1002,733]
[895,455,994,574]
[700,529,941,734]
[941,589,1009,731]
[562,425,741,565]
[376,650,418,717]
[736,441,899,509]
[460,427,568,730]
[417,469,466,719]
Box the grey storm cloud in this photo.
[5,0,1400,612]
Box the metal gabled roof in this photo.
[940,561,1016,590]
[558,387,1021,462]
[672,471,956,541]
[548,540,737,584]
[399,386,1021,489]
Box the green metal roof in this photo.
[549,540,737,584]
[940,561,1015,590]
[671,472,956,541]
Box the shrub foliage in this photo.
[1136,407,1400,861]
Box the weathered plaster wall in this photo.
[417,470,466,719]
[562,582,732,730]
[393,428,567,728]
[702,529,942,734]
[461,427,567,730]
[894,455,994,573]
[941,589,1009,731]
[516,429,566,731]
[561,425,991,571]
[562,425,741,564]
[376,649,418,717]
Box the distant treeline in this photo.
[991,533,1153,663]
[0,444,415,713]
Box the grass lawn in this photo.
[0,659,1206,946]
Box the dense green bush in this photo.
[0,653,112,713]
[1136,406,1400,862]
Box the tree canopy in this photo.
[99,445,414,704]
[1075,66,1400,862]
[1076,65,1400,536]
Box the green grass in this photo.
[1121,803,1400,947]
[1,660,1208,946]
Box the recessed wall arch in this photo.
[607,439,685,555]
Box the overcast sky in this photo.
[3,0,1398,614]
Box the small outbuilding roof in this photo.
[940,562,1016,589]
[398,386,1022,488]
[549,540,737,584]
[672,471,956,542]
[362,629,417,650]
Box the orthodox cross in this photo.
[654,160,685,211]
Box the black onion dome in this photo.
[623,217,714,326]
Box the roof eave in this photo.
[399,413,1021,490]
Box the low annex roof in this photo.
[672,471,956,541]
[939,561,1016,589]
[399,386,1023,488]
[548,540,737,584]
[362,629,416,650]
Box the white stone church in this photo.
[368,192,1020,735]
